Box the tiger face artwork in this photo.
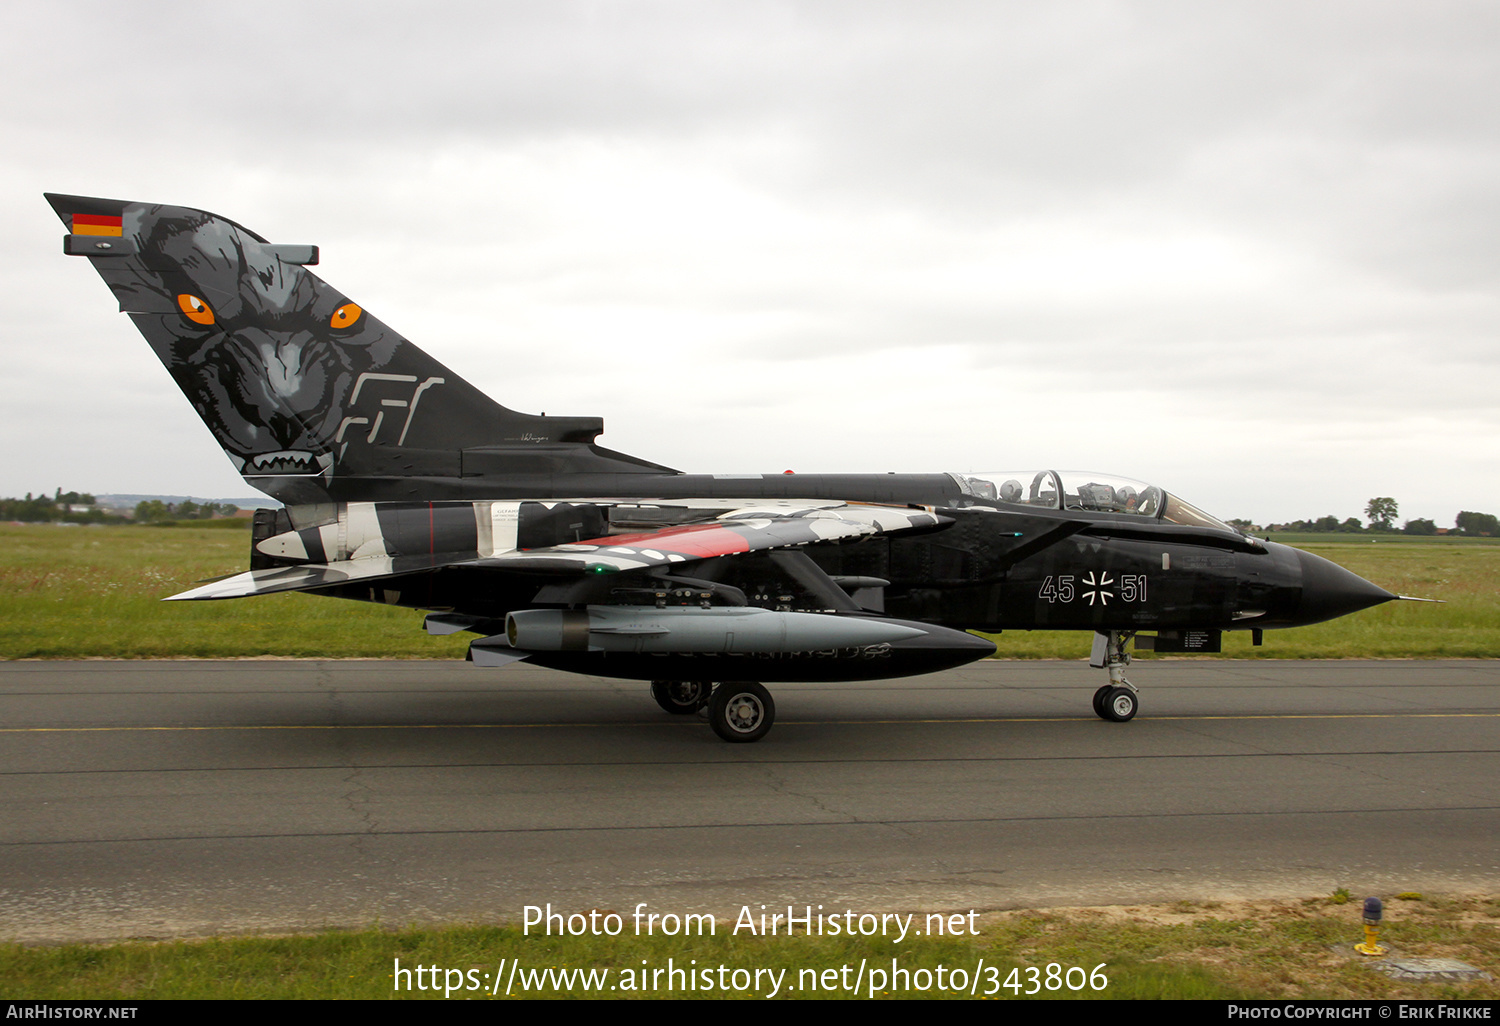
[101,202,408,481]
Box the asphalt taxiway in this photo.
[1,658,1497,943]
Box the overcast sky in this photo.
[3,1,1495,525]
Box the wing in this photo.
[165,501,949,600]
[473,503,947,574]
[165,552,464,600]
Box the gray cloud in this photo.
[2,1,1496,524]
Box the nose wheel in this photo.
[1091,684,1112,718]
[1094,684,1138,722]
[1091,630,1140,722]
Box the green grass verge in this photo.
[1,525,1495,660]
[1266,533,1500,546]
[0,524,468,659]
[3,895,1497,999]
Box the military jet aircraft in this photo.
[47,193,1400,741]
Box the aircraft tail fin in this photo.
[46,193,670,502]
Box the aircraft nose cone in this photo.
[1293,548,1396,626]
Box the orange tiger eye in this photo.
[330,302,362,329]
[176,294,214,325]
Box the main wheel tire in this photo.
[708,681,775,743]
[1101,686,1138,722]
[1091,684,1114,719]
[651,680,714,715]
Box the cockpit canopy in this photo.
[951,470,1236,533]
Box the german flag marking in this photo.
[72,213,123,237]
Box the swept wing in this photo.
[166,501,947,601]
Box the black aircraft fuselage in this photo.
[297,470,1380,636]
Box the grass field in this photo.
[2,894,1496,999]
[0,524,470,659]
[1,524,1495,659]
[1267,532,1500,546]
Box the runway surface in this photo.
[2,658,1498,943]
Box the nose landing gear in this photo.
[1090,631,1139,722]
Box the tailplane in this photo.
[47,194,670,502]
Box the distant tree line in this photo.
[0,489,237,524]
[132,499,239,523]
[1265,516,1367,534]
[0,489,123,524]
[1260,498,1495,536]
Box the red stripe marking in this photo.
[72,214,122,227]
[574,523,753,558]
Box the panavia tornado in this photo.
[47,193,1401,742]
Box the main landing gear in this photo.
[649,680,714,714]
[1090,630,1138,723]
[650,680,776,743]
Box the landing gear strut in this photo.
[1090,630,1138,722]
